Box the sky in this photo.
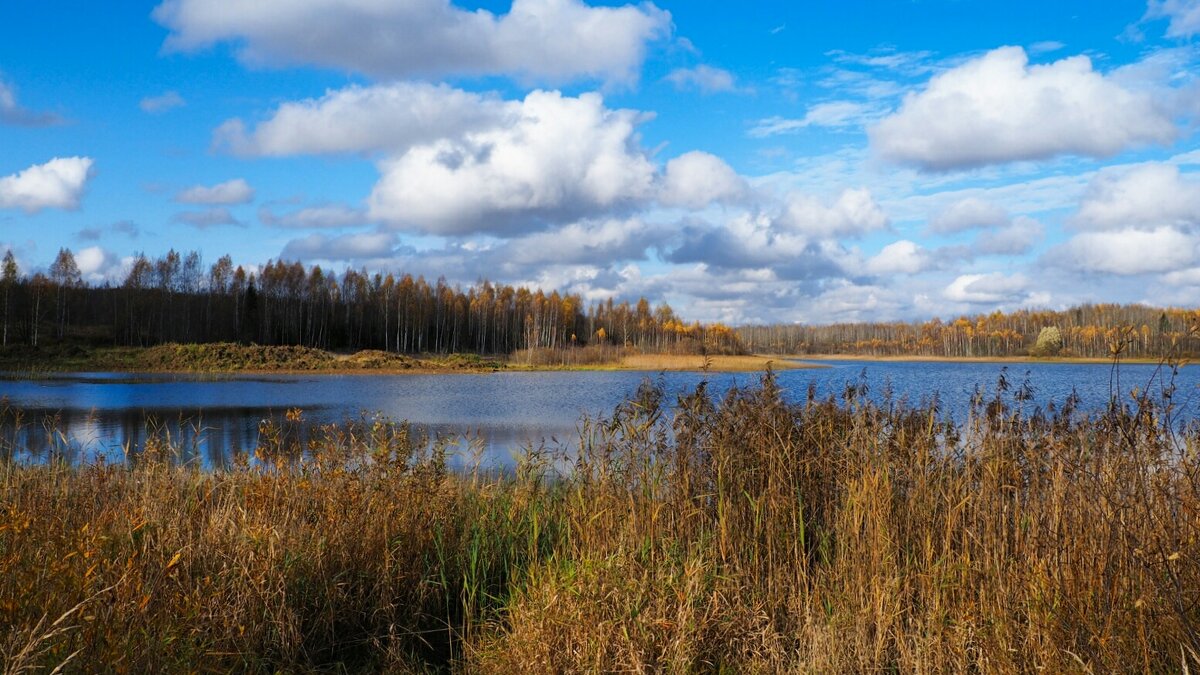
[1,0,1199,325]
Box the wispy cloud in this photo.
[140,90,186,114]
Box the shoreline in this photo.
[788,353,1188,365]
[0,346,814,376]
[7,344,1187,376]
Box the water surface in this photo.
[2,359,1197,467]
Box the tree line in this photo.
[739,304,1200,359]
[0,248,742,355]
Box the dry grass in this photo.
[2,369,1200,672]
[615,353,812,372]
[0,342,507,375]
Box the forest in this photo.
[740,304,1200,360]
[5,247,1200,362]
[0,248,741,356]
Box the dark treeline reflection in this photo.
[0,406,540,469]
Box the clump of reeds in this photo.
[2,367,1199,672]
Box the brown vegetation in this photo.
[3,371,1199,672]
[742,303,1200,359]
[0,343,507,374]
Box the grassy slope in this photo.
[0,343,806,374]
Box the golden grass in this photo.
[614,353,813,371]
[798,352,1184,365]
[2,371,1199,672]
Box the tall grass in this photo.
[2,369,1199,672]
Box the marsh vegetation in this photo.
[3,370,1199,672]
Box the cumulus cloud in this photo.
[666,212,854,283]
[944,272,1030,304]
[664,65,739,93]
[154,0,671,85]
[1073,163,1200,230]
[0,78,61,127]
[281,231,399,261]
[1163,266,1200,286]
[74,246,125,283]
[973,216,1044,255]
[1146,0,1200,37]
[870,46,1178,170]
[175,178,255,205]
[260,204,369,229]
[865,240,931,275]
[173,207,243,229]
[1052,226,1197,275]
[779,187,888,238]
[367,90,656,235]
[216,83,505,157]
[140,91,186,114]
[493,217,665,268]
[0,157,94,213]
[659,151,747,209]
[928,197,1010,234]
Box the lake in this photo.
[2,359,1198,467]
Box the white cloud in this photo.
[659,151,747,209]
[173,207,242,229]
[780,187,888,238]
[928,197,1010,234]
[973,216,1044,255]
[74,246,124,283]
[260,204,369,229]
[1052,226,1197,275]
[154,0,671,85]
[0,78,60,127]
[175,178,255,205]
[827,48,936,75]
[749,101,877,137]
[367,90,656,235]
[666,212,849,281]
[281,231,398,260]
[870,46,1178,170]
[0,157,94,213]
[1073,163,1200,230]
[1029,40,1066,54]
[1163,266,1200,286]
[944,272,1029,304]
[216,83,505,156]
[497,217,663,267]
[664,65,738,93]
[139,91,186,114]
[1146,0,1200,37]
[865,240,930,275]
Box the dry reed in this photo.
[2,366,1199,672]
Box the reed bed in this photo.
[2,371,1199,673]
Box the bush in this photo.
[1031,325,1064,356]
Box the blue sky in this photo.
[2,1,1199,324]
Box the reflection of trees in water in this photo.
[1,407,277,468]
[0,406,554,469]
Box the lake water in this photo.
[2,359,1198,467]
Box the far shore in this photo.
[529,353,820,372]
[5,343,1188,377]
[0,344,817,376]
[789,353,1190,366]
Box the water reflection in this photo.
[1,360,1198,468]
[0,404,575,470]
